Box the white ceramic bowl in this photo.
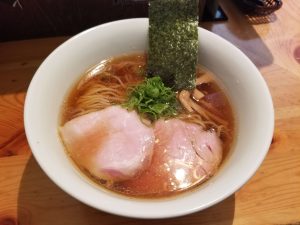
[24,18,274,219]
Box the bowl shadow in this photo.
[17,156,235,225]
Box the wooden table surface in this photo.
[1,1,300,224]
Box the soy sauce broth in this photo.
[60,53,235,198]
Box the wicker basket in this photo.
[234,0,282,16]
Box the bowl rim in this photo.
[24,18,274,219]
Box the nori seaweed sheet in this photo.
[148,0,199,90]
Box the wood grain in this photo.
[0,1,300,225]
[0,37,68,158]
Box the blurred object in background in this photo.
[201,0,228,22]
[0,0,228,42]
[234,0,282,16]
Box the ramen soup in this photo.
[60,53,234,198]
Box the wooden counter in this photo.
[0,0,299,224]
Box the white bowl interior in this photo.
[24,18,274,219]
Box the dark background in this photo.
[0,0,210,42]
